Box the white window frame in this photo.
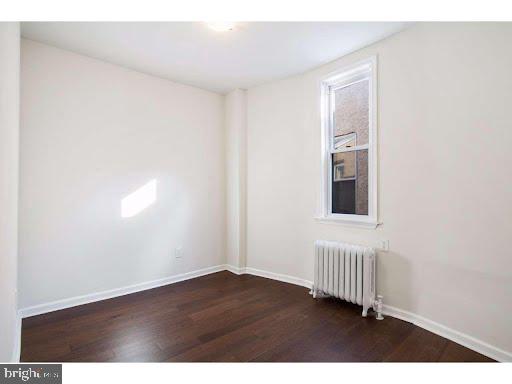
[317,56,378,229]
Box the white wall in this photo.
[19,39,226,309]
[225,89,247,268]
[0,22,20,362]
[246,23,512,357]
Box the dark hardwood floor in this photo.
[21,271,494,362]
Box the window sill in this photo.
[314,215,380,229]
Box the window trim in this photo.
[317,56,378,229]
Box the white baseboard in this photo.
[11,313,21,363]
[225,264,244,275]
[19,264,226,318]
[382,304,512,362]
[225,264,312,289]
[245,267,313,289]
[17,263,511,362]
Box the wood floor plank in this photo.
[384,327,450,362]
[20,271,494,362]
[438,342,495,362]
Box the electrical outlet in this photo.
[380,240,389,252]
[175,247,183,259]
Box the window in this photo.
[319,57,377,228]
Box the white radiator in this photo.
[313,240,376,317]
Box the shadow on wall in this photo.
[377,250,414,312]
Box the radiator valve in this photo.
[375,295,384,320]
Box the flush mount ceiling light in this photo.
[206,22,236,32]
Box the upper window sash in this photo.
[328,76,371,154]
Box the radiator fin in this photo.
[313,240,376,317]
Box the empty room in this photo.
[1,2,512,381]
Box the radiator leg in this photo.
[375,295,384,320]
[362,305,369,317]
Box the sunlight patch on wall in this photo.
[121,179,157,218]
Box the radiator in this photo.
[313,240,376,317]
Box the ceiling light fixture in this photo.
[206,22,236,32]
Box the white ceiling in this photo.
[21,22,409,94]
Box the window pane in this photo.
[333,79,369,147]
[332,149,368,215]
[333,132,356,151]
